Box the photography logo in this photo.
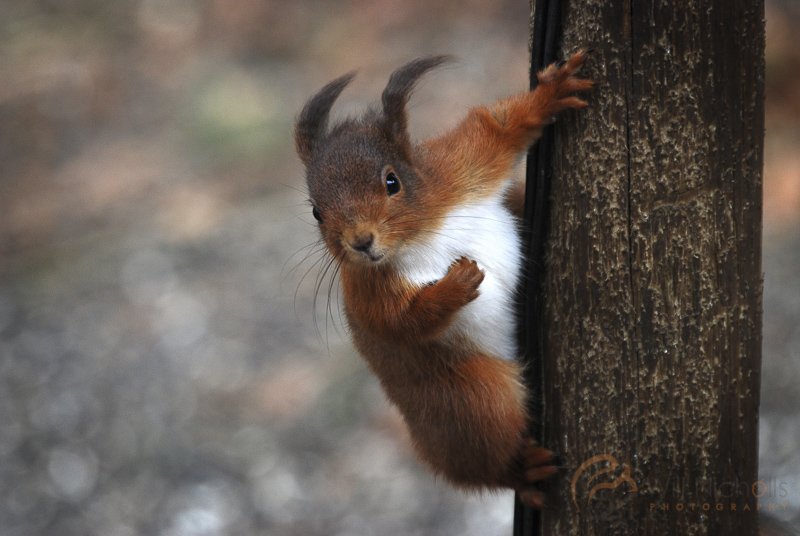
[571,454,638,511]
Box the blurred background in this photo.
[0,1,797,535]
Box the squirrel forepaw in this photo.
[443,257,485,303]
[535,50,594,115]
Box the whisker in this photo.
[281,182,310,196]
[380,208,418,225]
[283,241,328,277]
[325,257,345,344]
[293,247,334,321]
[311,257,333,340]
[313,249,345,344]
[294,242,330,279]
[383,213,511,226]
[383,227,487,239]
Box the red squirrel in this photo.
[295,51,592,508]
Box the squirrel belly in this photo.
[391,184,522,362]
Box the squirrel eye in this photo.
[385,171,401,196]
[312,206,323,223]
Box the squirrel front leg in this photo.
[343,258,484,343]
[422,50,592,194]
[486,49,593,153]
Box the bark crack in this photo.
[623,0,641,450]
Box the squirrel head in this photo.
[295,56,451,266]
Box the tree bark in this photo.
[534,1,764,535]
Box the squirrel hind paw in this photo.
[504,438,560,509]
[514,438,558,509]
[521,440,558,480]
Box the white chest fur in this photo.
[392,192,522,360]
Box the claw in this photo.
[519,487,548,509]
[525,464,559,482]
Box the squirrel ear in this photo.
[295,71,356,166]
[381,55,452,160]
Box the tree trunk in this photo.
[530,0,765,534]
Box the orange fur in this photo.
[419,52,592,205]
[297,51,592,507]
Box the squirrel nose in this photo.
[351,233,374,253]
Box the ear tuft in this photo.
[381,55,453,159]
[295,71,356,166]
